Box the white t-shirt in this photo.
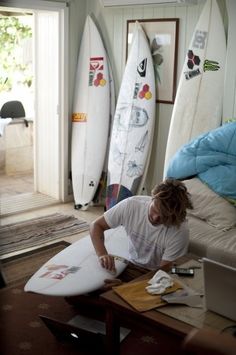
[104,196,189,270]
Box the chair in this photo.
[0,100,28,127]
[182,328,236,355]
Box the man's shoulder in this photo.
[128,195,151,203]
[105,195,151,213]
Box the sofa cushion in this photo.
[183,178,236,231]
[188,215,236,267]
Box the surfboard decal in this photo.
[184,49,221,81]
[184,31,221,80]
[137,58,147,77]
[72,112,87,122]
[89,56,107,87]
[127,160,143,178]
[135,130,148,152]
[106,184,133,210]
[39,265,81,280]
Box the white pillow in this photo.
[183,178,236,231]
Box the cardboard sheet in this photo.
[113,279,182,312]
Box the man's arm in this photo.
[90,215,110,256]
[90,215,116,272]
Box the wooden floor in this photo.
[0,172,104,256]
[0,172,34,198]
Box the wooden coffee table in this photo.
[100,255,235,355]
[100,256,194,355]
[101,279,194,354]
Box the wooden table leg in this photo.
[105,307,120,355]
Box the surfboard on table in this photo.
[71,15,112,210]
[24,226,129,297]
[163,0,226,177]
[106,22,156,210]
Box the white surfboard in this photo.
[24,226,129,297]
[92,57,116,205]
[106,22,156,210]
[71,15,111,210]
[163,0,226,176]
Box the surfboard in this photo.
[92,57,116,205]
[24,226,129,297]
[163,0,226,177]
[106,22,156,210]
[71,15,111,210]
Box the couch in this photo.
[184,178,236,267]
[165,122,236,267]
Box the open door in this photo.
[34,7,68,200]
[0,1,68,216]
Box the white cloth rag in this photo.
[0,117,12,137]
[145,270,174,295]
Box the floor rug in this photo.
[0,213,89,256]
[0,281,183,355]
[1,241,70,286]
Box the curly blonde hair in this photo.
[151,178,193,227]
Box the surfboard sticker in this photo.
[71,16,112,209]
[163,0,226,176]
[106,22,156,210]
[184,46,221,81]
[39,265,80,280]
[89,56,107,87]
[72,112,87,122]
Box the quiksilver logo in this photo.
[137,58,147,77]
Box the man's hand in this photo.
[98,254,116,273]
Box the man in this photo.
[90,178,193,282]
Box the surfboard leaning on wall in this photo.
[71,15,113,210]
[163,0,226,177]
[106,22,156,210]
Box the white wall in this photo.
[76,0,234,192]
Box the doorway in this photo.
[0,1,69,216]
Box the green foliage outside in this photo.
[0,16,32,93]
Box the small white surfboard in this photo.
[71,15,111,210]
[106,22,156,210]
[164,0,226,176]
[92,57,116,205]
[24,227,129,297]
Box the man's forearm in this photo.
[90,222,108,257]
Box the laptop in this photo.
[39,315,106,354]
[40,314,130,353]
[203,258,236,321]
